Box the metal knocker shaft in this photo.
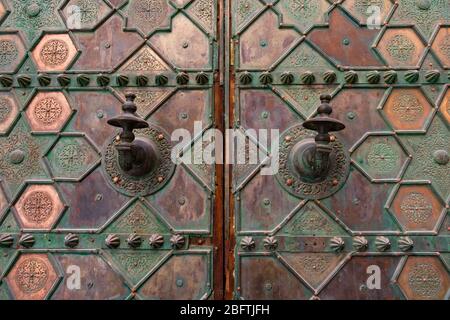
[107,93,159,177]
[291,94,346,182]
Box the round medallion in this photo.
[26,3,41,17]
[102,125,175,196]
[15,258,49,293]
[0,40,18,66]
[276,125,350,200]
[408,263,442,298]
[432,149,449,165]
[40,40,69,67]
[8,149,26,164]
[416,0,431,10]
[22,191,53,224]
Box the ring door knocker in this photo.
[277,94,351,199]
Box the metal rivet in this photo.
[347,111,356,120]
[157,134,164,141]
[96,110,104,119]
[264,282,273,291]
[9,149,25,164]
[157,176,164,183]
[263,198,271,206]
[285,136,292,142]
[104,43,111,48]
[261,111,269,119]
[176,279,184,287]
[113,177,119,183]
[182,41,189,48]
[180,112,188,120]
[26,3,41,17]
[286,179,294,186]
[330,135,336,142]
[115,135,121,142]
[342,38,350,46]
[260,40,267,47]
[95,194,103,201]
[178,197,186,205]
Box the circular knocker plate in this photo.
[276,124,350,200]
[102,124,175,196]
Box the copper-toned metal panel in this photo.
[31,34,78,72]
[319,256,403,300]
[0,33,26,73]
[239,256,311,300]
[397,256,450,300]
[52,254,129,300]
[139,253,211,300]
[0,91,19,133]
[432,27,450,69]
[25,92,72,133]
[5,253,59,300]
[438,87,450,124]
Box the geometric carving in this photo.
[46,136,100,180]
[342,0,393,25]
[31,34,77,72]
[274,0,331,33]
[5,253,58,300]
[120,88,173,118]
[438,88,450,124]
[232,0,264,32]
[397,256,449,300]
[119,46,170,73]
[0,34,26,73]
[188,0,214,34]
[376,28,426,67]
[126,0,173,35]
[351,134,409,181]
[388,184,446,232]
[14,184,64,230]
[381,88,433,132]
[277,41,334,72]
[25,92,72,132]
[0,93,19,134]
[432,27,450,68]
[61,0,112,30]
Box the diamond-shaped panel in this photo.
[5,253,59,300]
[31,34,78,72]
[25,92,72,133]
[13,184,64,230]
[46,136,100,180]
[351,134,409,182]
[388,184,446,232]
[397,256,449,300]
[381,88,434,132]
[376,28,426,68]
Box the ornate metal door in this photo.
[0,0,222,299]
[230,0,449,300]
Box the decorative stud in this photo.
[17,75,32,87]
[176,72,189,85]
[404,70,419,83]
[19,234,35,248]
[383,70,397,84]
[330,236,345,252]
[116,74,129,87]
[105,234,120,248]
[280,71,294,84]
[239,71,252,85]
[300,71,315,84]
[366,71,380,84]
[195,72,209,85]
[64,233,79,248]
[77,74,90,87]
[127,233,142,248]
[170,234,185,249]
[425,70,440,83]
[344,71,358,84]
[433,150,449,165]
[97,74,110,87]
[259,71,273,85]
[57,75,71,87]
[263,236,278,250]
[0,75,13,87]
[136,75,149,87]
[375,236,391,252]
[149,234,164,249]
[0,234,14,247]
[155,74,168,86]
[37,74,51,86]
[352,236,368,251]
[240,236,255,251]
[323,70,336,84]
[398,236,414,252]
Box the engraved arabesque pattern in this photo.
[40,40,69,67]
[386,35,415,63]
[0,97,12,122]
[400,192,432,224]
[408,263,442,299]
[393,94,424,122]
[0,40,18,66]
[34,97,63,125]
[15,258,49,294]
[22,191,53,224]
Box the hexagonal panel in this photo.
[60,0,112,30]
[0,33,26,73]
[376,28,426,68]
[46,136,100,180]
[342,0,393,25]
[397,256,449,300]
[14,184,64,230]
[274,0,332,33]
[125,0,174,36]
[352,134,409,182]
[25,92,72,132]
[0,91,20,134]
[438,88,450,124]
[31,34,78,72]
[388,184,446,232]
[432,27,450,68]
[5,253,59,300]
[381,88,434,132]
